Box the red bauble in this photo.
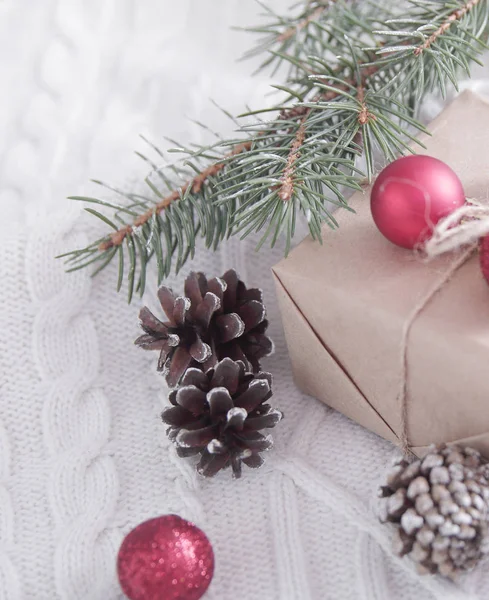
[481,235,489,285]
[117,515,214,600]
[370,155,466,249]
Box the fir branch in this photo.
[243,0,385,76]
[60,0,489,300]
[366,0,489,102]
[278,61,381,120]
[95,63,380,255]
[414,0,483,55]
[276,3,330,42]
[99,140,253,251]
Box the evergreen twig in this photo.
[59,0,489,301]
[98,140,254,252]
[414,0,483,55]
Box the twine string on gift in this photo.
[424,200,489,257]
[398,244,477,456]
[398,199,489,456]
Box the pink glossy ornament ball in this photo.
[117,515,214,600]
[370,155,466,249]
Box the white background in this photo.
[1,1,489,599]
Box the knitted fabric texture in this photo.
[2,1,489,599]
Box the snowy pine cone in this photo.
[380,445,489,579]
[162,358,283,478]
[135,270,273,387]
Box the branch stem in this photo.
[278,117,308,202]
[357,84,376,125]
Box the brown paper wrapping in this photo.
[272,91,489,458]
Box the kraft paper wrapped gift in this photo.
[272,90,489,458]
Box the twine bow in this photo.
[398,199,489,456]
[423,199,489,257]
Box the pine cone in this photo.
[162,357,283,478]
[135,280,219,387]
[380,445,489,579]
[208,269,273,372]
[135,270,273,386]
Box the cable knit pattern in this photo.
[269,471,312,600]
[2,1,489,598]
[25,220,121,599]
[0,423,22,600]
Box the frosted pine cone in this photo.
[380,445,489,579]
[162,358,283,478]
[183,269,272,372]
[135,282,218,387]
[212,269,273,372]
[135,270,273,387]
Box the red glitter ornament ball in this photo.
[481,235,489,285]
[117,515,214,600]
[370,155,466,249]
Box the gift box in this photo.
[272,90,489,458]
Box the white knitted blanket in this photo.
[2,1,489,598]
